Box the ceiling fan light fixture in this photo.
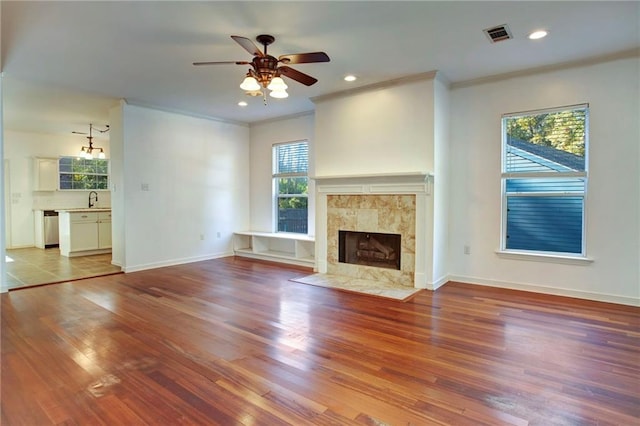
[240,75,260,91]
[269,88,289,99]
[195,35,329,104]
[267,76,287,91]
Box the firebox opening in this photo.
[338,230,401,270]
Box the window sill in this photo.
[495,250,593,265]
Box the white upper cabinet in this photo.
[33,157,58,191]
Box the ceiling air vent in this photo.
[483,24,513,43]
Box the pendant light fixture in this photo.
[74,124,109,159]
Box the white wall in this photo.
[314,77,435,177]
[1,74,6,292]
[431,75,450,286]
[109,101,125,267]
[120,104,250,272]
[248,113,315,234]
[3,130,111,248]
[449,56,640,305]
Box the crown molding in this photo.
[249,110,315,127]
[311,70,438,104]
[123,99,250,127]
[451,48,640,90]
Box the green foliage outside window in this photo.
[59,157,109,190]
[277,177,308,209]
[506,109,586,156]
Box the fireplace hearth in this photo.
[339,230,401,270]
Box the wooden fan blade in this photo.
[279,66,318,86]
[231,35,264,57]
[193,61,250,66]
[278,52,330,64]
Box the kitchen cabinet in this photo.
[33,157,58,191]
[69,212,99,252]
[233,231,315,268]
[58,209,112,257]
[98,211,112,249]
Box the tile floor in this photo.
[5,247,121,290]
[290,273,423,301]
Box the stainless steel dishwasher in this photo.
[43,210,59,248]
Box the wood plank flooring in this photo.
[2,256,639,425]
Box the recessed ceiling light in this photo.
[238,101,248,107]
[344,75,357,82]
[528,30,548,40]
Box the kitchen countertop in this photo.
[54,208,112,213]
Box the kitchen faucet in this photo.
[88,191,98,208]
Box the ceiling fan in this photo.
[193,34,330,100]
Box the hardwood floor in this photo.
[2,256,638,425]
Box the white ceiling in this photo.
[2,1,639,134]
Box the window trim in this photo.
[495,249,594,265]
[500,104,589,258]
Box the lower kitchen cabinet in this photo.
[58,210,112,257]
[70,214,100,251]
[98,216,112,249]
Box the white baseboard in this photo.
[447,274,640,307]
[6,244,35,250]
[124,251,234,273]
[429,275,449,291]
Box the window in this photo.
[273,141,308,234]
[59,157,109,190]
[501,104,588,256]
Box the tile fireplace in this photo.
[326,194,415,286]
[314,173,433,289]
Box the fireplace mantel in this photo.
[313,172,433,195]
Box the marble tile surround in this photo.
[290,273,422,301]
[326,194,416,287]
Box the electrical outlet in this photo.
[141,183,149,191]
[464,245,471,255]
[200,234,205,241]
[216,232,221,239]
